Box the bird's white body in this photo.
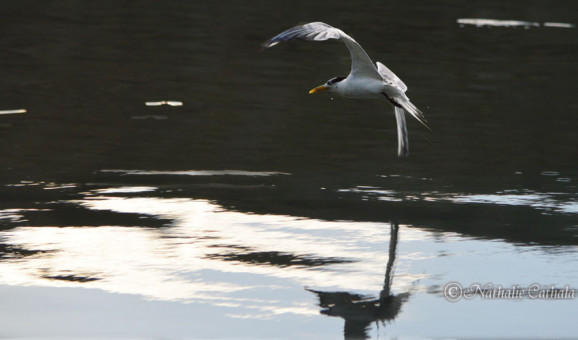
[263,22,430,157]
[333,76,384,98]
[334,76,403,99]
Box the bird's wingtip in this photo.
[261,40,278,50]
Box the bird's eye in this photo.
[327,76,345,85]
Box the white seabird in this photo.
[262,22,430,157]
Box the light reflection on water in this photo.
[0,188,425,327]
[0,179,576,338]
[340,186,578,215]
[1,191,421,301]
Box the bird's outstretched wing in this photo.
[263,22,381,79]
[376,62,407,93]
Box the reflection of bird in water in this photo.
[263,22,431,157]
[307,221,409,339]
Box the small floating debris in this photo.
[457,18,574,29]
[145,101,183,107]
[556,178,572,183]
[540,171,560,177]
[458,18,539,28]
[101,169,291,177]
[0,109,27,115]
[543,22,575,28]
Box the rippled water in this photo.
[1,1,577,339]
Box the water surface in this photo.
[1,1,577,339]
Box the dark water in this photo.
[1,1,577,339]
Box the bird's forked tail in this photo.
[394,106,409,157]
[394,95,432,132]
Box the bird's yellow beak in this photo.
[309,84,329,94]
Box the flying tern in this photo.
[262,22,430,157]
